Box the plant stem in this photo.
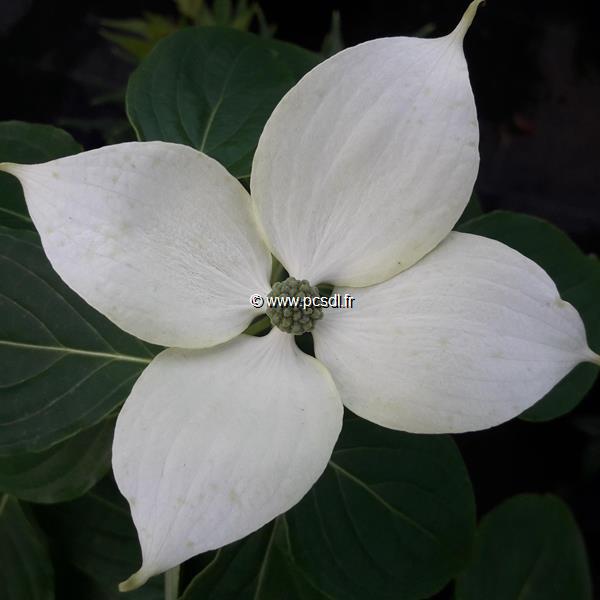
[164,565,180,600]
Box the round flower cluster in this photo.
[266,276,324,334]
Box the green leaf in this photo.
[0,121,81,230]
[36,478,162,600]
[0,227,155,454]
[263,38,320,81]
[455,494,592,600]
[182,518,328,600]
[458,211,600,421]
[286,417,476,600]
[0,495,54,599]
[126,27,319,178]
[455,193,483,227]
[0,417,113,503]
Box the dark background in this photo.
[1,0,599,596]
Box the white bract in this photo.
[2,0,598,591]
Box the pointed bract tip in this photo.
[0,162,18,175]
[589,350,600,368]
[118,569,150,593]
[452,0,485,41]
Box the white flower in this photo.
[2,0,598,591]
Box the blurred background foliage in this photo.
[100,0,277,62]
[1,0,598,250]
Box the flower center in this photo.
[266,277,324,335]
